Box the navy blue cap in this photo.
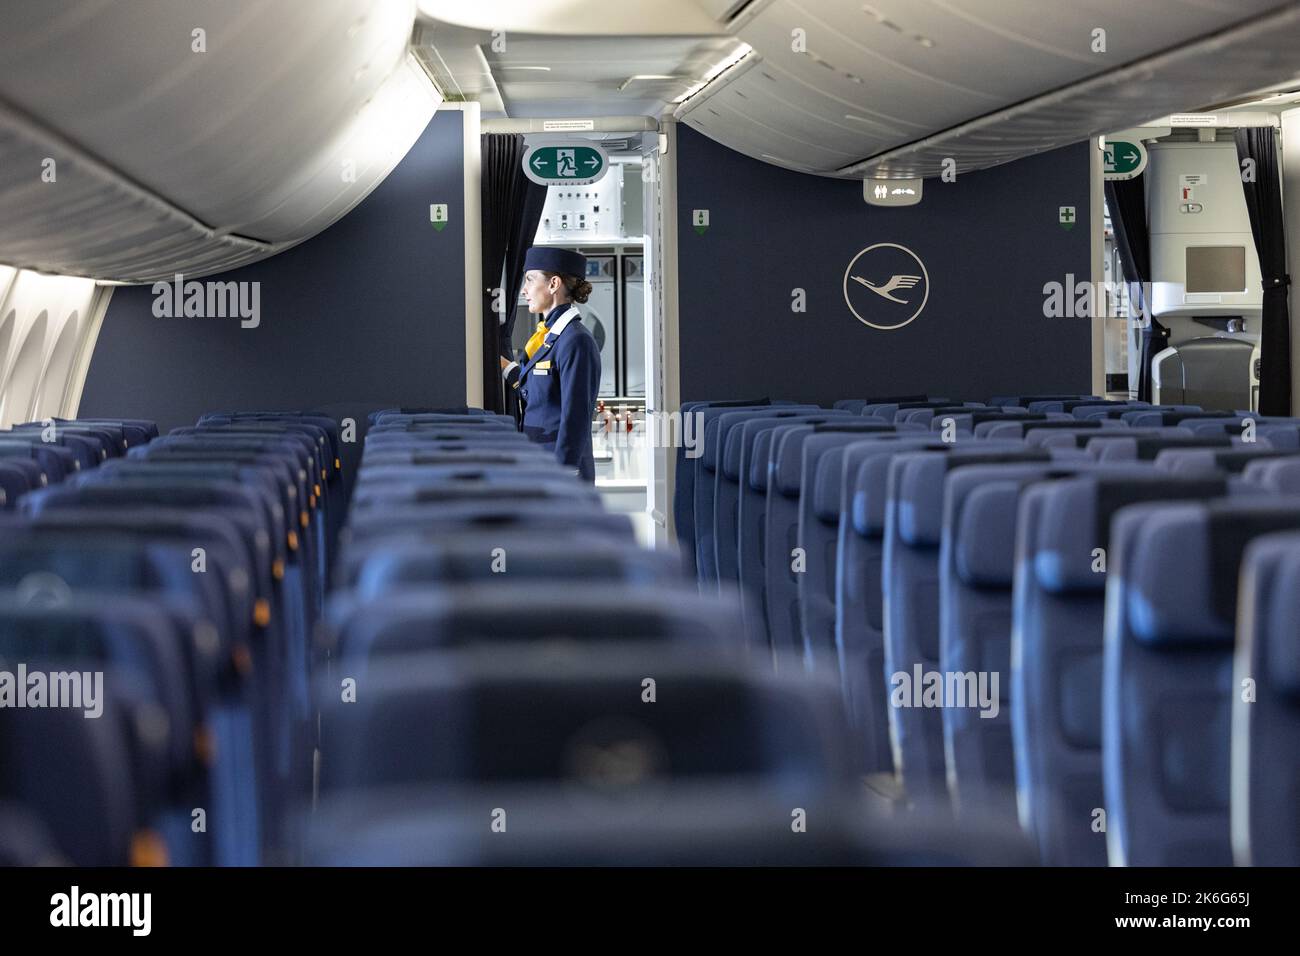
[523,246,587,278]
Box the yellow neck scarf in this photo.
[523,319,549,359]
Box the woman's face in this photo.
[522,270,561,314]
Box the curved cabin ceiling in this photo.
[6,0,1300,284]
[0,0,438,282]
[678,0,1300,178]
[421,0,1300,181]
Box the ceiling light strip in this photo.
[671,44,757,118]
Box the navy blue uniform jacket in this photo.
[506,304,601,481]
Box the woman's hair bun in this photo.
[566,275,593,304]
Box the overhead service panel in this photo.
[1147,141,1262,320]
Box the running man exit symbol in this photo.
[557,149,577,177]
[693,209,709,235]
[1059,206,1075,231]
[430,203,448,231]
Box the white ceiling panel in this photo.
[0,0,438,282]
[677,0,1300,177]
[483,34,739,118]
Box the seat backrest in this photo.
[1121,408,1236,427]
[306,780,1038,865]
[762,420,874,662]
[939,460,1114,822]
[0,440,75,483]
[319,648,858,793]
[0,461,34,510]
[673,400,774,576]
[1088,431,1226,461]
[896,404,985,427]
[715,412,858,591]
[1257,423,1300,449]
[0,594,210,863]
[1105,496,1300,865]
[365,430,532,447]
[343,501,635,549]
[941,410,1045,436]
[1232,531,1300,865]
[350,478,599,511]
[734,416,840,647]
[1028,399,1130,414]
[833,437,950,773]
[882,445,1048,802]
[833,395,928,415]
[1154,446,1297,477]
[1241,456,1300,493]
[861,400,955,422]
[1011,471,1233,865]
[796,431,908,671]
[21,483,278,603]
[326,585,742,675]
[348,534,682,601]
[0,682,138,865]
[990,394,1099,409]
[696,406,819,588]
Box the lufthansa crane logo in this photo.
[843,243,929,331]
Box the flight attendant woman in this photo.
[500,247,602,481]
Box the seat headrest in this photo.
[948,464,1092,586]
[1257,425,1300,449]
[1120,505,1227,646]
[1244,457,1300,492]
[813,450,845,523]
[1026,419,1102,434]
[1124,499,1300,647]
[1204,501,1300,629]
[893,454,949,546]
[812,421,891,435]
[954,482,1020,587]
[722,427,745,481]
[748,431,775,492]
[1131,435,1231,460]
[1032,475,1227,594]
[772,422,840,495]
[895,450,1049,547]
[843,439,946,536]
[704,409,808,471]
[702,417,724,471]
[969,411,1046,426]
[804,433,899,520]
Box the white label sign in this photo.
[1180,174,1208,187]
[542,119,596,132]
[1168,114,1218,126]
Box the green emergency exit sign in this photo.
[522,143,608,186]
[1103,139,1148,180]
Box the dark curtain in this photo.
[481,133,547,413]
[1236,126,1292,415]
[1105,174,1166,402]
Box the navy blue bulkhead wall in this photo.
[676,126,1092,403]
[80,109,467,439]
